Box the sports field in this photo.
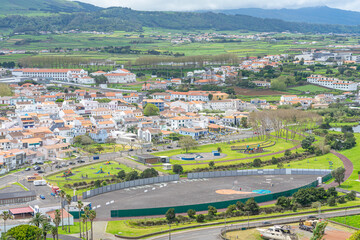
[88,174,320,218]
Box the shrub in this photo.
[346,191,356,201]
[236,201,245,211]
[173,164,183,174]
[196,214,205,223]
[252,158,262,168]
[187,209,196,219]
[165,208,176,223]
[208,206,217,216]
[338,196,346,204]
[327,196,336,206]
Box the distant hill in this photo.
[213,6,360,26]
[0,0,101,15]
[2,6,360,34]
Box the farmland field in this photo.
[289,84,333,93]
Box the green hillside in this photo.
[0,0,101,15]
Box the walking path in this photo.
[325,150,354,189]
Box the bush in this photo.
[327,196,336,206]
[252,158,262,168]
[208,206,217,216]
[346,191,356,201]
[292,204,298,212]
[187,209,196,219]
[173,164,183,174]
[284,149,291,157]
[338,196,346,204]
[236,201,245,211]
[271,157,278,164]
[226,204,237,216]
[165,208,176,223]
[196,214,205,223]
[327,187,338,197]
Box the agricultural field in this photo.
[288,84,333,94]
[0,30,350,65]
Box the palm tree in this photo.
[0,211,12,234]
[81,214,87,240]
[53,210,61,240]
[41,221,52,240]
[59,190,66,230]
[66,194,72,233]
[84,206,90,240]
[51,226,57,240]
[30,212,46,228]
[89,210,96,240]
[77,201,84,239]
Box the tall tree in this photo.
[89,210,96,240]
[66,194,72,233]
[53,210,61,240]
[41,221,52,240]
[30,212,46,228]
[143,103,160,116]
[179,136,198,153]
[332,167,346,186]
[77,201,84,239]
[59,190,66,231]
[0,211,12,233]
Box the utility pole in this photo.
[168,223,171,240]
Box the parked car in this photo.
[55,165,62,169]
[25,168,31,171]
[166,146,173,149]
[37,170,44,174]
[33,166,41,171]
[77,159,85,163]
[152,148,158,151]
[39,195,45,200]
[69,162,75,165]
[146,149,152,152]
[128,149,134,152]
[34,162,43,165]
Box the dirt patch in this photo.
[234,87,286,96]
[216,189,254,195]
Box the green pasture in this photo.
[288,84,332,93]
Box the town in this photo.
[1,1,360,240]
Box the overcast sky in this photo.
[75,0,360,11]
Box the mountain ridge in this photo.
[211,6,360,26]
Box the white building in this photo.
[307,75,358,91]
[12,68,88,82]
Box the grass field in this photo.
[152,137,297,165]
[331,215,360,228]
[106,198,360,238]
[289,84,332,94]
[47,161,132,181]
[336,133,360,192]
[45,161,135,195]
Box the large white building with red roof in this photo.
[12,68,88,82]
[307,75,358,91]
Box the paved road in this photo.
[150,208,360,240]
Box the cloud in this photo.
[74,0,360,11]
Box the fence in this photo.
[111,173,331,218]
[82,175,179,199]
[188,169,332,179]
